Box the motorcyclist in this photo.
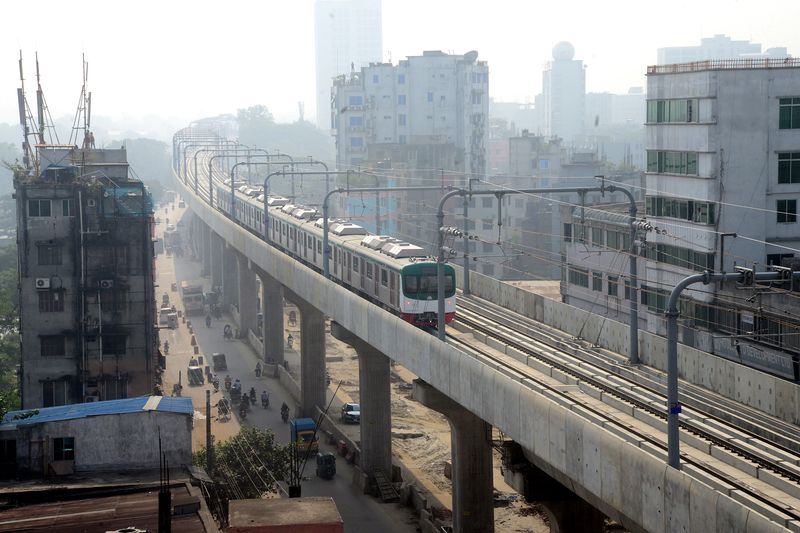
[163,340,169,354]
[223,324,232,340]
[233,378,241,392]
[205,314,212,328]
[280,401,289,422]
[249,387,256,403]
[261,390,269,408]
[212,375,220,391]
[255,361,262,378]
[287,334,294,350]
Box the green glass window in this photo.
[778,152,800,184]
[779,98,800,129]
[777,199,797,223]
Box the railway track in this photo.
[451,295,800,527]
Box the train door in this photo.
[360,258,365,289]
[390,272,398,307]
[312,237,317,263]
[374,266,380,294]
[346,253,352,283]
[334,248,339,276]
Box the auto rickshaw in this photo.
[316,452,336,480]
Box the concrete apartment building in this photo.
[15,146,157,408]
[563,58,800,379]
[315,0,382,129]
[332,50,489,175]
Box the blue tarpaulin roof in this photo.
[0,396,193,429]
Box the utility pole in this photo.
[206,389,213,473]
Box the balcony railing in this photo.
[647,57,800,75]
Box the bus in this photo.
[180,280,205,315]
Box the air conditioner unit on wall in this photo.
[35,278,50,289]
[99,279,114,289]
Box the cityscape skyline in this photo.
[0,0,796,127]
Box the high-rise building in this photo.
[331,50,488,175]
[315,0,382,130]
[542,42,585,144]
[15,146,157,408]
[563,58,800,377]
[657,34,789,65]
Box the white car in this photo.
[341,403,361,424]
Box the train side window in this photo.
[381,269,388,287]
[282,224,287,235]
[353,257,359,272]
[317,241,322,254]
[366,263,373,279]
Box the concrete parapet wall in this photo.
[175,173,790,532]
[456,265,800,426]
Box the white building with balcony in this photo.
[564,58,800,380]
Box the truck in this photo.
[290,418,319,455]
[180,280,205,315]
[164,228,182,254]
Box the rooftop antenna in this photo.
[17,51,36,171]
[70,54,91,147]
[34,52,60,146]
[35,53,45,145]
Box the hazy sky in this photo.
[0,0,796,128]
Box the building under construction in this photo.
[14,55,158,407]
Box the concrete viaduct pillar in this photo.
[201,222,211,277]
[501,442,605,533]
[255,268,285,366]
[237,253,258,339]
[330,322,392,481]
[210,232,223,290]
[285,290,327,418]
[222,243,238,311]
[413,379,494,533]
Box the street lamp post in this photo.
[664,268,799,469]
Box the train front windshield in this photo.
[403,268,455,299]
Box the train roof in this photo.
[238,189,444,271]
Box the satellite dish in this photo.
[464,50,479,63]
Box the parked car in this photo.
[340,402,361,424]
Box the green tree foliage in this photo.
[0,243,20,418]
[237,105,335,163]
[193,426,290,498]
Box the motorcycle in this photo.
[254,363,262,378]
[205,315,212,328]
[212,378,220,392]
[239,403,247,419]
[224,375,232,391]
[249,387,256,404]
[163,341,169,355]
[223,324,233,341]
[281,405,289,424]
[261,392,269,409]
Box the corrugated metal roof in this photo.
[0,396,193,429]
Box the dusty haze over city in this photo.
[0,0,797,131]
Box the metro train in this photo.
[213,182,457,327]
